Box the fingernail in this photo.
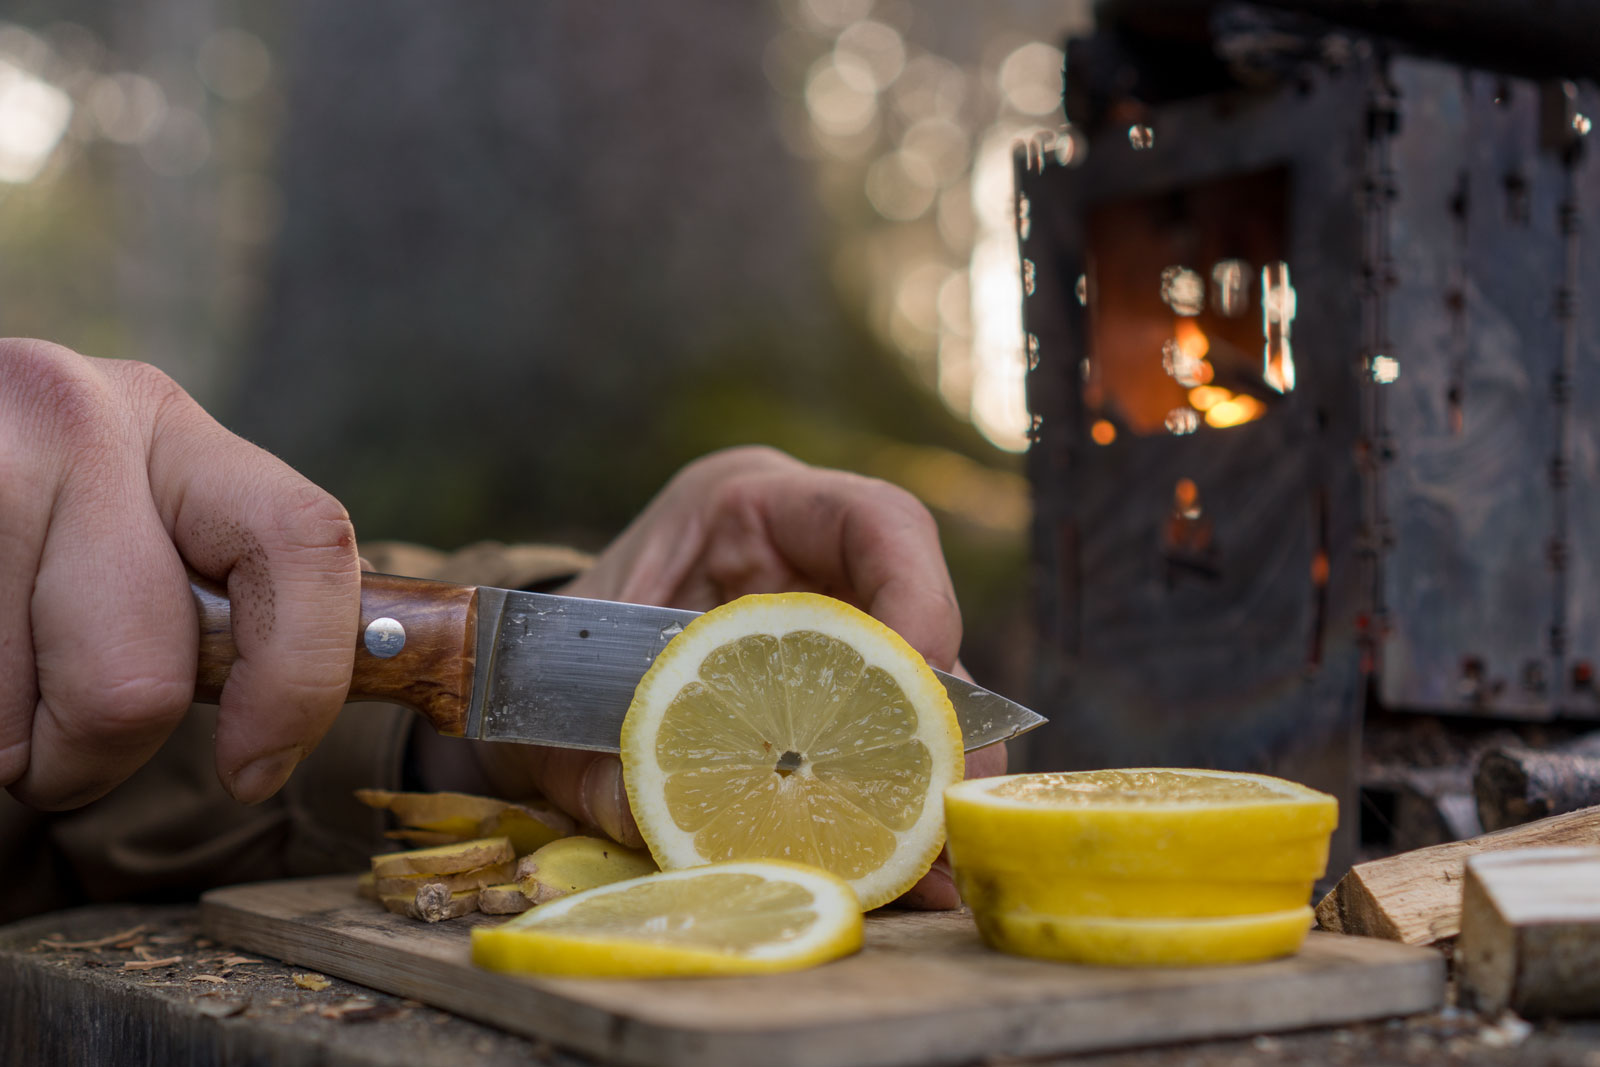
[584,756,642,847]
[230,747,302,805]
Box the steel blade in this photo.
[466,588,1046,752]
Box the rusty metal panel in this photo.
[1377,64,1600,718]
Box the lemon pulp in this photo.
[623,593,963,910]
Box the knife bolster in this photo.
[348,574,479,736]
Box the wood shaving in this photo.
[147,935,190,945]
[194,996,247,1019]
[38,924,149,951]
[122,956,183,971]
[221,956,259,966]
[292,973,332,991]
[189,975,228,984]
[132,945,162,961]
[317,998,399,1023]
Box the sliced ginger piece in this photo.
[355,871,379,902]
[374,860,515,897]
[356,789,574,847]
[480,803,575,855]
[478,883,534,915]
[380,883,480,922]
[384,828,470,848]
[357,789,511,836]
[371,837,513,879]
[515,835,659,906]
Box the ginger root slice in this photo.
[355,871,379,902]
[384,828,469,848]
[380,883,480,922]
[356,789,511,835]
[477,883,534,915]
[356,789,574,848]
[374,861,515,897]
[371,836,513,879]
[479,803,576,855]
[515,836,659,905]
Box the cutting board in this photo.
[201,876,1444,1067]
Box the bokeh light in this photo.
[775,2,1088,453]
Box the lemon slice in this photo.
[953,868,1313,919]
[470,861,863,977]
[622,592,964,910]
[973,906,1315,966]
[944,769,1337,882]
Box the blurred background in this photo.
[0,0,1092,702]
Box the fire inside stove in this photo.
[1083,168,1291,443]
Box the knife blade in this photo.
[191,572,1047,753]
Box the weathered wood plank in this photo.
[201,875,1444,1067]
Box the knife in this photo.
[190,572,1046,753]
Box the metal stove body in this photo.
[1018,1,1600,870]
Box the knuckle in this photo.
[271,479,356,560]
[116,359,190,421]
[0,340,116,449]
[52,666,192,744]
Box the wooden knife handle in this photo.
[190,571,480,737]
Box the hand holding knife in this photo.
[190,572,1047,754]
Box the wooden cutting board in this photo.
[201,876,1444,1067]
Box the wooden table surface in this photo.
[5,903,1600,1067]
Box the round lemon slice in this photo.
[944,769,1338,882]
[622,592,964,910]
[952,868,1314,919]
[972,906,1315,966]
[470,861,863,977]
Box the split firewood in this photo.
[374,860,515,897]
[1315,804,1600,944]
[1473,734,1600,832]
[380,883,481,923]
[477,883,534,915]
[369,837,513,880]
[1457,847,1600,1017]
[515,836,659,905]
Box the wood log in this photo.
[1473,734,1600,832]
[1456,847,1600,1017]
[1314,805,1600,944]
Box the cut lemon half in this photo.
[944,769,1337,882]
[621,592,964,910]
[470,861,863,977]
[973,906,1314,966]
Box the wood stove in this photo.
[1017,0,1600,873]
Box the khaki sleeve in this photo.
[0,541,590,924]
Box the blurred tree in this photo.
[228,1,997,550]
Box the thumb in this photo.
[479,743,644,849]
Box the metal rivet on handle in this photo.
[364,617,406,658]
